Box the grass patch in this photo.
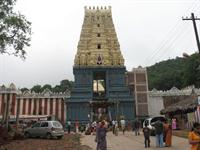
[173,130,189,139]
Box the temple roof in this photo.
[74,6,124,67]
[160,95,198,114]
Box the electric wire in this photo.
[154,2,200,62]
[154,24,192,63]
[142,0,200,66]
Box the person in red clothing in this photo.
[75,120,79,133]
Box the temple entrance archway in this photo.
[89,101,114,122]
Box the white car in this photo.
[24,120,64,139]
[143,116,166,135]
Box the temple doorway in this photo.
[90,101,114,122]
[93,71,106,99]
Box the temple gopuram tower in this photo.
[67,6,135,123]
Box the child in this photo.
[143,123,150,148]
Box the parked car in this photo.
[143,116,167,135]
[24,120,64,139]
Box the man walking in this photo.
[112,120,115,134]
[120,118,126,134]
[134,119,140,136]
[67,119,71,134]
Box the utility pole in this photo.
[5,94,10,129]
[182,13,200,54]
[1,95,6,125]
[16,98,20,131]
[116,100,119,120]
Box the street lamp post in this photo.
[116,100,119,120]
[88,113,92,124]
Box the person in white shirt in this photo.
[120,119,126,134]
[112,120,116,134]
[67,120,71,134]
[114,121,119,136]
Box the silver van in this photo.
[24,121,64,139]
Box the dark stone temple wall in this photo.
[67,66,135,124]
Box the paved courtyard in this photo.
[81,131,190,150]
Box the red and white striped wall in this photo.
[17,97,66,124]
[0,85,69,126]
[0,93,17,117]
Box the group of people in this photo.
[139,118,200,150]
[95,118,171,150]
[150,120,172,148]
[67,118,200,150]
[111,119,126,136]
[68,118,173,150]
[142,120,172,148]
[67,119,82,134]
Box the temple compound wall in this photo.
[148,86,200,117]
[0,83,69,125]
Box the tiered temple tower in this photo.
[67,6,135,123]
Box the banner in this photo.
[187,112,195,122]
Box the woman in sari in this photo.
[163,121,172,147]
[95,121,107,150]
[188,122,200,150]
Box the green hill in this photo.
[147,53,200,90]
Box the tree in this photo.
[41,84,52,92]
[60,79,73,92]
[183,54,200,87]
[31,85,42,93]
[20,87,29,92]
[147,53,200,90]
[52,85,61,93]
[0,0,31,59]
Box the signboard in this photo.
[198,96,200,105]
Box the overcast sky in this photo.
[0,0,200,88]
